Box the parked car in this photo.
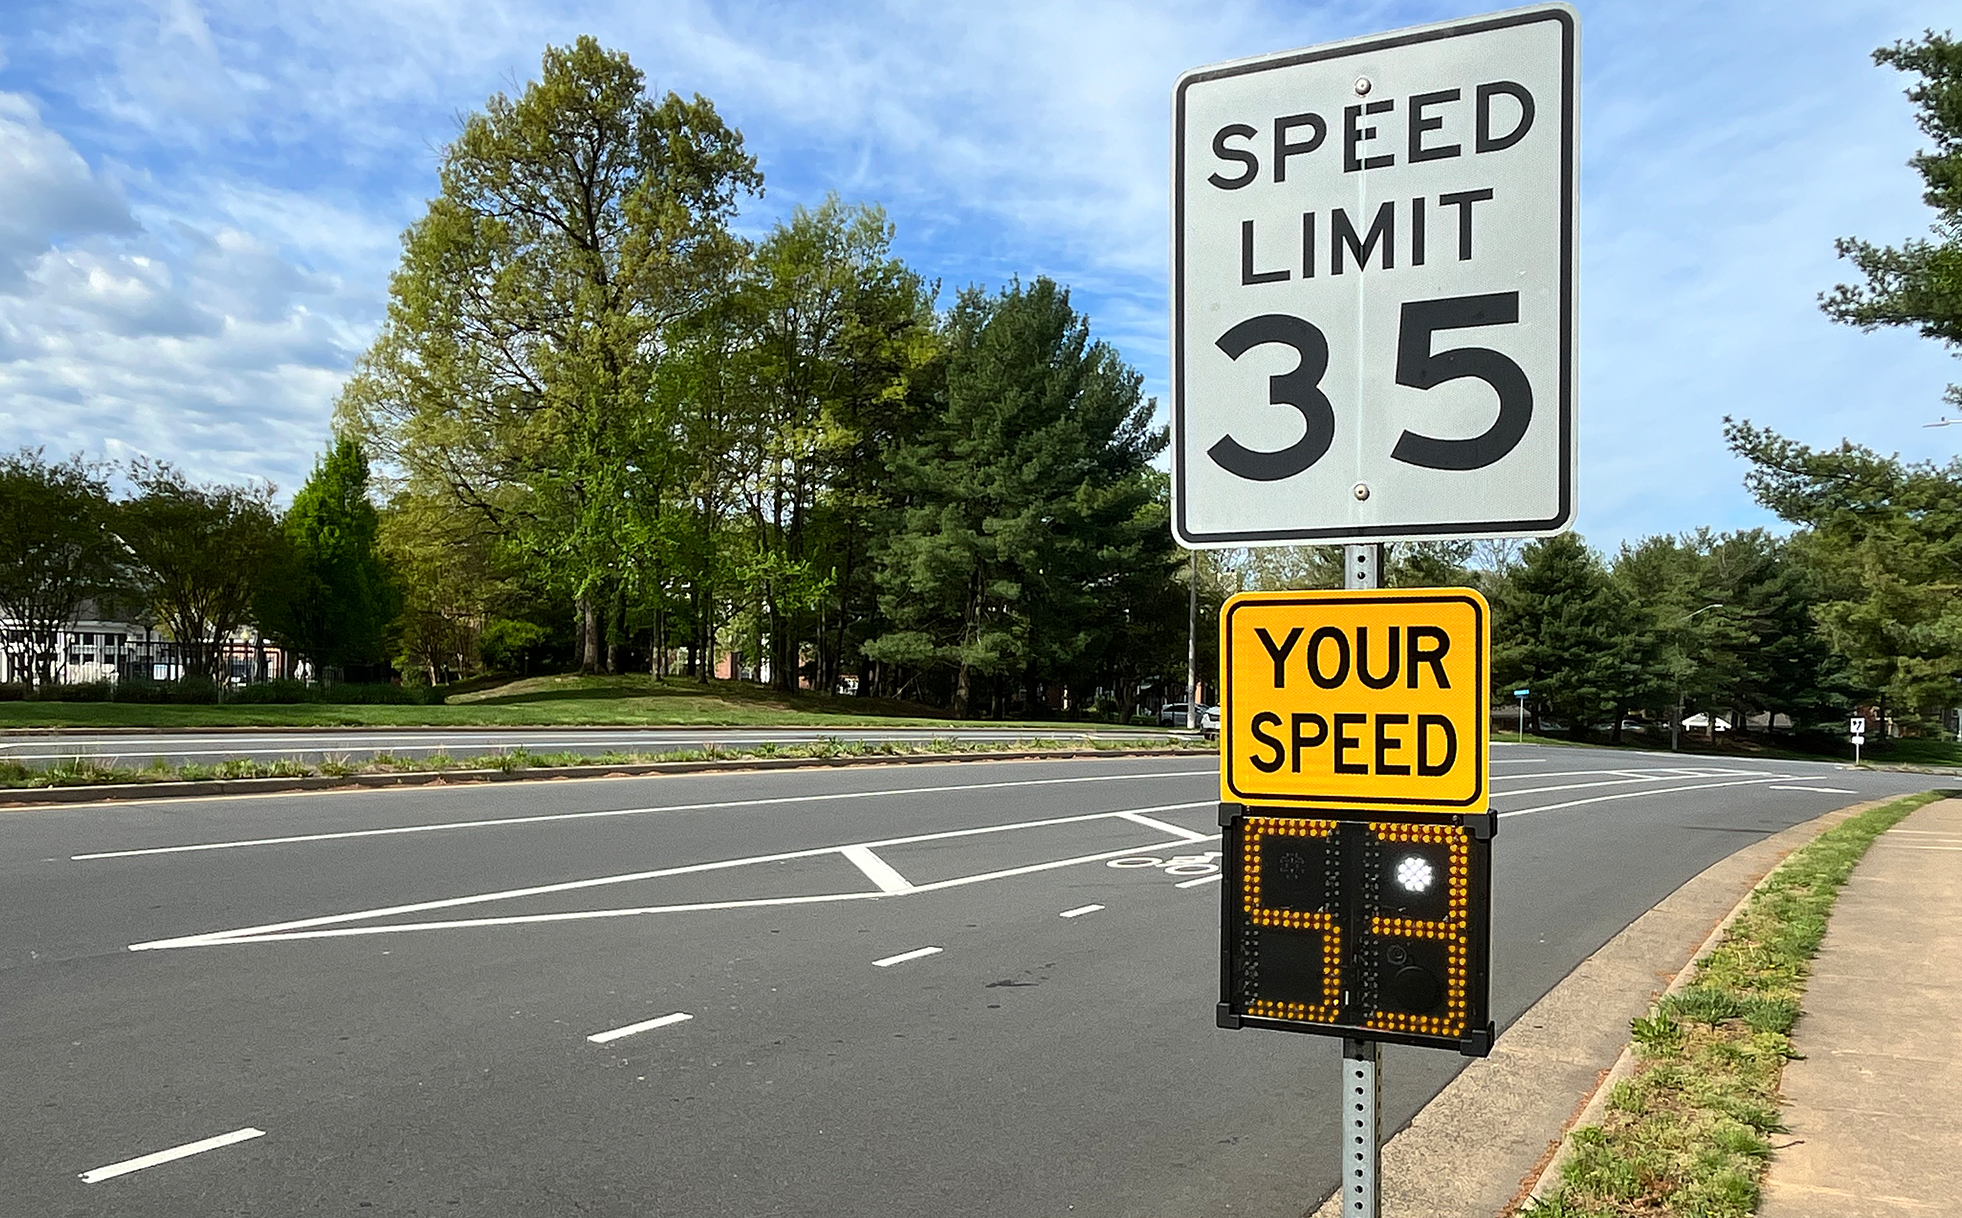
[1200,705,1220,740]
[1159,702,1198,727]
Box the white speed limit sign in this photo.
[1171,5,1578,547]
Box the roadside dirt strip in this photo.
[1305,796,1906,1218]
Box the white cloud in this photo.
[1,0,1959,547]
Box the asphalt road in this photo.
[0,725,1182,766]
[0,744,1934,1216]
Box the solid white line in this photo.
[587,1011,692,1044]
[1494,772,1780,801]
[873,946,941,968]
[75,771,1217,860]
[126,803,1215,950]
[841,845,914,895]
[1493,766,1756,783]
[127,802,1211,950]
[1499,775,1799,819]
[78,1127,266,1184]
[1059,904,1104,918]
[1175,874,1223,889]
[902,835,1223,897]
[1769,785,1859,794]
[150,892,886,946]
[1112,810,1213,841]
[133,830,1225,948]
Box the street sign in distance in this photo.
[1513,688,1530,697]
[1172,4,1578,547]
[1849,717,1868,737]
[1218,809,1494,1054]
[1220,588,1489,815]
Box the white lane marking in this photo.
[1769,785,1859,794]
[841,845,914,895]
[1113,810,1213,841]
[1059,904,1104,918]
[132,830,1224,948]
[152,892,886,945]
[75,771,1217,860]
[78,1127,265,1184]
[1494,767,1763,785]
[873,946,941,968]
[587,1011,692,1044]
[1495,772,1783,801]
[127,802,1213,950]
[1499,775,1800,819]
[1175,874,1223,889]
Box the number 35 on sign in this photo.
[1220,589,1488,814]
[1172,5,1577,547]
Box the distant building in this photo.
[0,609,291,686]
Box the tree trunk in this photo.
[953,663,971,718]
[605,588,622,675]
[577,596,600,673]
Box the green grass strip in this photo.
[0,735,1214,791]
[1529,789,1946,1218]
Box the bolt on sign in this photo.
[1219,588,1488,815]
[1171,4,1578,547]
[1216,813,1493,1053]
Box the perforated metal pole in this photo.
[1340,545,1383,1218]
[1344,543,1380,592]
[1342,1038,1382,1217]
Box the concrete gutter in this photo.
[0,746,1209,808]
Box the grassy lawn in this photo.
[1530,790,1945,1218]
[0,674,1156,731]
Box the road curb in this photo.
[0,746,1210,808]
[1302,795,1901,1218]
[1507,795,1896,1215]
[0,722,1192,738]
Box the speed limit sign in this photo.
[1171,5,1577,546]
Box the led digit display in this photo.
[1219,809,1493,1056]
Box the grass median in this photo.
[0,734,1216,791]
[0,674,1161,730]
[1527,789,1945,1218]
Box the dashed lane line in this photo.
[78,1127,266,1184]
[587,1012,692,1044]
[873,946,942,968]
[1059,904,1104,918]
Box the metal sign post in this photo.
[1514,688,1530,741]
[1345,546,1381,1218]
[1851,717,1866,765]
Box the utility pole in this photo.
[1670,603,1723,753]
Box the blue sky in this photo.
[0,0,1955,549]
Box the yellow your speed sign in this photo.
[1221,589,1489,814]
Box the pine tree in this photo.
[261,437,395,680]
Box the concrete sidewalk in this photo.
[1761,798,1962,1217]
